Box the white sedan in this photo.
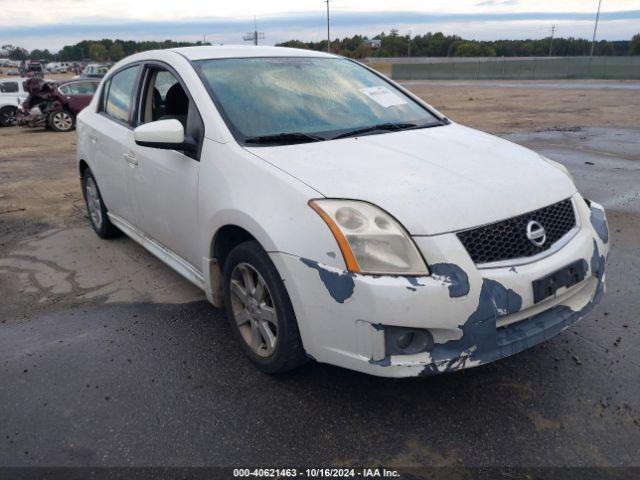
[76,46,609,377]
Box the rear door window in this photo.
[62,82,98,95]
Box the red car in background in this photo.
[50,79,100,131]
[17,78,100,132]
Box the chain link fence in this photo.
[391,56,640,80]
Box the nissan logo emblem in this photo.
[526,220,547,247]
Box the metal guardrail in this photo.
[391,56,640,80]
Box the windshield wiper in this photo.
[244,132,325,145]
[331,122,416,140]
[330,120,445,140]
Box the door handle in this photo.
[123,153,138,166]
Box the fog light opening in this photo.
[385,326,434,356]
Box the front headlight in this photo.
[309,199,428,275]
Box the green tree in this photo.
[631,34,640,55]
[89,42,108,61]
[454,42,496,57]
[2,44,29,61]
[29,49,54,61]
[109,42,125,61]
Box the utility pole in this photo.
[326,0,331,53]
[590,0,602,57]
[242,17,264,46]
[408,30,411,57]
[254,17,258,46]
[548,25,555,57]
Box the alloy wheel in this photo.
[52,111,73,131]
[84,176,103,229]
[230,262,278,357]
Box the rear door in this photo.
[60,81,98,113]
[85,65,141,224]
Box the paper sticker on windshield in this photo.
[360,86,407,108]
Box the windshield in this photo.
[194,57,442,143]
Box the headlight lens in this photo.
[309,199,429,275]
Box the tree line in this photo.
[1,39,207,62]
[278,30,640,58]
[2,32,639,62]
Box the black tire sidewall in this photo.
[223,241,306,373]
[81,169,118,238]
[0,106,17,127]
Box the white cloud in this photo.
[0,0,639,27]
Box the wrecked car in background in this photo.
[17,78,99,132]
[76,46,609,377]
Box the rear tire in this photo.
[81,169,120,239]
[49,109,74,132]
[223,241,307,374]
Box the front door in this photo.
[126,66,203,270]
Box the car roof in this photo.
[168,45,337,61]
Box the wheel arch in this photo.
[203,211,281,308]
[78,158,89,177]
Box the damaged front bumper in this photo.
[270,195,609,378]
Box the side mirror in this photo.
[133,119,196,152]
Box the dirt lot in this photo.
[408,80,640,133]
[1,81,639,468]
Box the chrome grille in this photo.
[457,199,576,265]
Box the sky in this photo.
[1,0,639,51]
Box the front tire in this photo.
[81,169,120,238]
[223,241,307,373]
[49,109,74,132]
[0,106,17,127]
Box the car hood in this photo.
[245,123,577,235]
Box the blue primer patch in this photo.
[485,279,522,316]
[590,207,609,244]
[300,258,355,303]
[430,263,470,298]
[420,253,606,376]
[369,356,391,366]
[405,276,425,288]
[419,279,523,375]
[591,240,606,280]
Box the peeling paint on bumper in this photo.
[270,195,609,378]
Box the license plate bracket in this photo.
[532,259,587,304]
